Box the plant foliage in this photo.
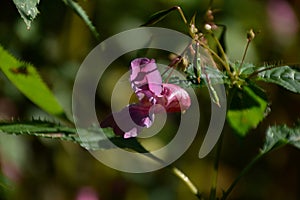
[0,46,65,117]
[0,2,300,200]
[256,65,300,93]
[12,0,40,29]
[261,123,300,154]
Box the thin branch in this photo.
[174,6,188,24]
[141,153,203,199]
[209,133,224,200]
[171,166,203,199]
[199,41,232,78]
[210,33,232,78]
[221,153,263,200]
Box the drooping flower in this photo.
[100,58,191,138]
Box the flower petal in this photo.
[123,128,138,138]
[100,104,153,138]
[159,83,191,112]
[130,58,162,96]
[101,58,191,138]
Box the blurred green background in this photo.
[0,0,300,199]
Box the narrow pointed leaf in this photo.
[257,65,300,93]
[142,6,178,26]
[0,120,148,153]
[193,42,201,83]
[0,119,77,141]
[0,45,65,116]
[202,64,221,106]
[62,0,100,40]
[12,0,40,29]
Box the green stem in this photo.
[170,166,203,199]
[199,42,228,73]
[237,40,250,75]
[221,153,263,200]
[144,153,203,199]
[162,41,192,83]
[211,33,233,79]
[63,0,100,40]
[174,6,188,24]
[209,133,224,200]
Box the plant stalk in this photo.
[199,42,228,73]
[221,153,263,200]
[142,153,203,199]
[174,6,188,24]
[210,33,233,79]
[238,39,250,74]
[170,166,203,199]
[209,133,224,200]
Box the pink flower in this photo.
[100,58,191,138]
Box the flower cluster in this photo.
[100,58,191,138]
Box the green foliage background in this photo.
[0,0,300,199]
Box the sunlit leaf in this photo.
[62,0,100,40]
[257,65,300,93]
[12,0,40,29]
[227,84,268,137]
[261,123,300,154]
[0,45,65,116]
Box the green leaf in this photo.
[142,6,179,26]
[227,84,268,137]
[257,65,300,93]
[12,0,40,29]
[0,119,77,140]
[0,45,65,116]
[232,62,259,77]
[77,126,148,153]
[0,120,149,153]
[170,65,227,87]
[62,0,100,40]
[220,122,300,200]
[261,123,300,154]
